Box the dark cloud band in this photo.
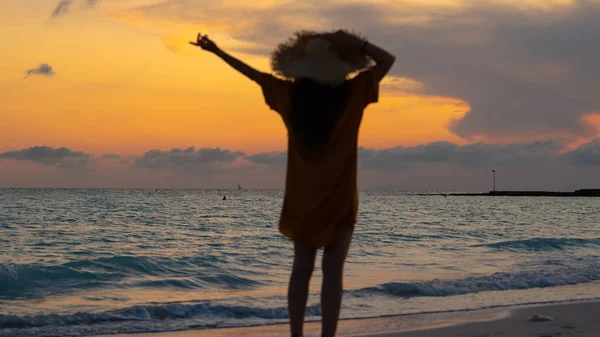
[0,146,91,168]
[2,140,599,173]
[133,147,245,172]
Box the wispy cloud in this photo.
[24,64,55,79]
[51,0,72,17]
[51,0,99,18]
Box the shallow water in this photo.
[1,189,599,336]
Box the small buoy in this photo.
[223,196,227,200]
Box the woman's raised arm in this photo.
[190,34,263,84]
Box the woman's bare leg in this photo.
[289,241,317,337]
[321,229,353,337]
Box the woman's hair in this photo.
[289,78,351,155]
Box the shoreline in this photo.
[100,299,600,337]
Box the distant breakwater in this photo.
[420,189,600,197]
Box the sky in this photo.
[1,0,599,190]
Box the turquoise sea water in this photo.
[1,189,599,336]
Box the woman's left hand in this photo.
[190,34,219,53]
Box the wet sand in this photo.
[104,300,600,337]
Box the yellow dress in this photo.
[260,68,379,249]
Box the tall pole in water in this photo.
[492,170,496,192]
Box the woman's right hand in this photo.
[326,30,364,51]
[190,34,219,53]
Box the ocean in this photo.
[1,188,599,337]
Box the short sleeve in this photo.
[352,67,379,106]
[260,73,292,117]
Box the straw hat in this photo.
[271,30,372,83]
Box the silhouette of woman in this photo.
[191,30,395,337]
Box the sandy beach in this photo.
[103,300,600,337]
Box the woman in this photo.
[191,30,395,337]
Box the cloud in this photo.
[24,64,55,79]
[134,146,245,172]
[0,146,92,169]
[244,151,287,166]
[51,0,99,18]
[125,139,597,175]
[357,140,565,170]
[2,139,600,189]
[566,138,600,165]
[124,0,600,141]
[101,153,122,160]
[51,0,72,17]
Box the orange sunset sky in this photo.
[1,0,599,189]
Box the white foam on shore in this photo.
[2,282,599,337]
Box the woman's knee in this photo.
[321,253,345,278]
[293,259,315,280]
[293,244,316,276]
[321,230,353,277]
